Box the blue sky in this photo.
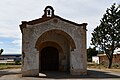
[0,0,119,54]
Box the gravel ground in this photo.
[0,68,120,80]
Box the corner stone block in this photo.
[22,69,39,77]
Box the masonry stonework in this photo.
[20,6,87,77]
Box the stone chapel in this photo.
[20,6,87,76]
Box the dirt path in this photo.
[0,68,120,80]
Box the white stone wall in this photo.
[92,56,100,64]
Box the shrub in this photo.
[15,61,21,65]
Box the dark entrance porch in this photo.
[41,46,59,71]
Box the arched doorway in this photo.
[41,46,59,71]
[35,29,76,72]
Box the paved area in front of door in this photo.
[0,68,120,80]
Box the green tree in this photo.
[91,3,120,68]
[0,49,4,55]
[87,47,98,62]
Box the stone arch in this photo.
[35,29,76,51]
[38,41,63,54]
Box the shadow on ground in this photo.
[0,69,20,77]
[0,69,120,79]
[38,70,120,79]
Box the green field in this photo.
[0,64,21,70]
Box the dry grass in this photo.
[87,62,120,69]
[87,62,120,73]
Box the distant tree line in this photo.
[87,47,98,62]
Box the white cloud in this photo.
[11,40,20,44]
[0,0,119,54]
[3,47,21,54]
[2,52,21,54]
[0,39,22,54]
[11,39,22,47]
[0,42,4,44]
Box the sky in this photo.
[0,0,120,54]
